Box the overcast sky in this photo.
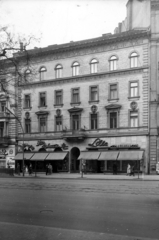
[0,0,128,48]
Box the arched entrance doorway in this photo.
[70,147,80,172]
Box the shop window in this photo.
[89,85,99,102]
[109,55,118,71]
[72,62,79,76]
[130,52,138,68]
[39,92,46,107]
[25,119,31,133]
[39,66,47,81]
[24,94,31,108]
[90,113,98,130]
[109,83,118,100]
[55,116,62,131]
[55,64,62,79]
[129,81,139,98]
[90,59,98,74]
[25,69,31,82]
[0,79,6,92]
[72,88,80,103]
[55,90,63,105]
[130,111,138,127]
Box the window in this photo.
[130,82,138,97]
[72,62,79,76]
[110,84,118,100]
[130,111,138,127]
[109,56,117,71]
[39,92,46,107]
[91,113,98,130]
[0,101,6,112]
[24,95,31,108]
[39,116,47,132]
[25,69,31,82]
[55,90,63,105]
[0,122,4,137]
[90,59,98,73]
[55,116,62,131]
[130,52,138,68]
[72,114,80,130]
[72,88,79,103]
[39,67,46,81]
[25,119,31,133]
[110,112,117,129]
[90,86,98,101]
[55,65,62,79]
[0,79,6,92]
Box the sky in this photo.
[0,0,128,49]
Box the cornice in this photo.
[20,66,149,89]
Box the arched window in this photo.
[130,52,138,68]
[39,66,47,81]
[72,62,79,76]
[109,56,117,71]
[25,69,31,82]
[55,64,62,79]
[90,59,98,74]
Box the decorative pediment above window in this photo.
[35,111,49,115]
[105,104,122,110]
[68,107,83,113]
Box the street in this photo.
[0,178,159,240]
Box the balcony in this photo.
[0,112,10,119]
[62,129,86,141]
[0,136,11,147]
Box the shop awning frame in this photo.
[14,153,34,160]
[117,151,144,161]
[46,152,68,161]
[98,151,119,161]
[78,151,101,160]
[30,153,49,161]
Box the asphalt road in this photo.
[0,178,159,240]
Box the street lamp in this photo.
[5,107,25,177]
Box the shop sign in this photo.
[0,149,7,155]
[88,138,108,147]
[110,144,140,149]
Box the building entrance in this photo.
[70,147,80,172]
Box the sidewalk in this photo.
[13,172,159,181]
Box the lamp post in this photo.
[5,107,25,177]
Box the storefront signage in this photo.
[88,138,108,147]
[110,144,140,149]
[36,140,68,150]
[0,149,7,155]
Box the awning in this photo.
[98,151,119,161]
[118,151,144,161]
[30,153,49,161]
[78,151,101,160]
[14,153,34,160]
[46,152,68,161]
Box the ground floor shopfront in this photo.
[15,135,148,174]
[0,145,15,169]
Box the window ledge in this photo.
[23,107,32,110]
[38,105,47,108]
[108,98,119,102]
[54,104,63,108]
[88,100,99,104]
[128,96,140,100]
[70,102,81,106]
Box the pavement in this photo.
[11,172,159,181]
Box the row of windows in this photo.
[24,81,139,109]
[25,52,139,81]
[24,110,139,134]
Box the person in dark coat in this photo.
[46,164,49,175]
[113,162,117,175]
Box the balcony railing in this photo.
[0,136,11,146]
[62,129,86,141]
[0,112,10,119]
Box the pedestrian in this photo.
[127,164,131,176]
[48,163,52,175]
[130,165,135,176]
[29,164,32,175]
[25,166,28,174]
[46,164,49,175]
[113,162,117,175]
[17,163,20,175]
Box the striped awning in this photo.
[118,151,144,161]
[78,151,100,160]
[30,153,49,161]
[98,151,119,161]
[46,152,68,160]
[14,153,34,160]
